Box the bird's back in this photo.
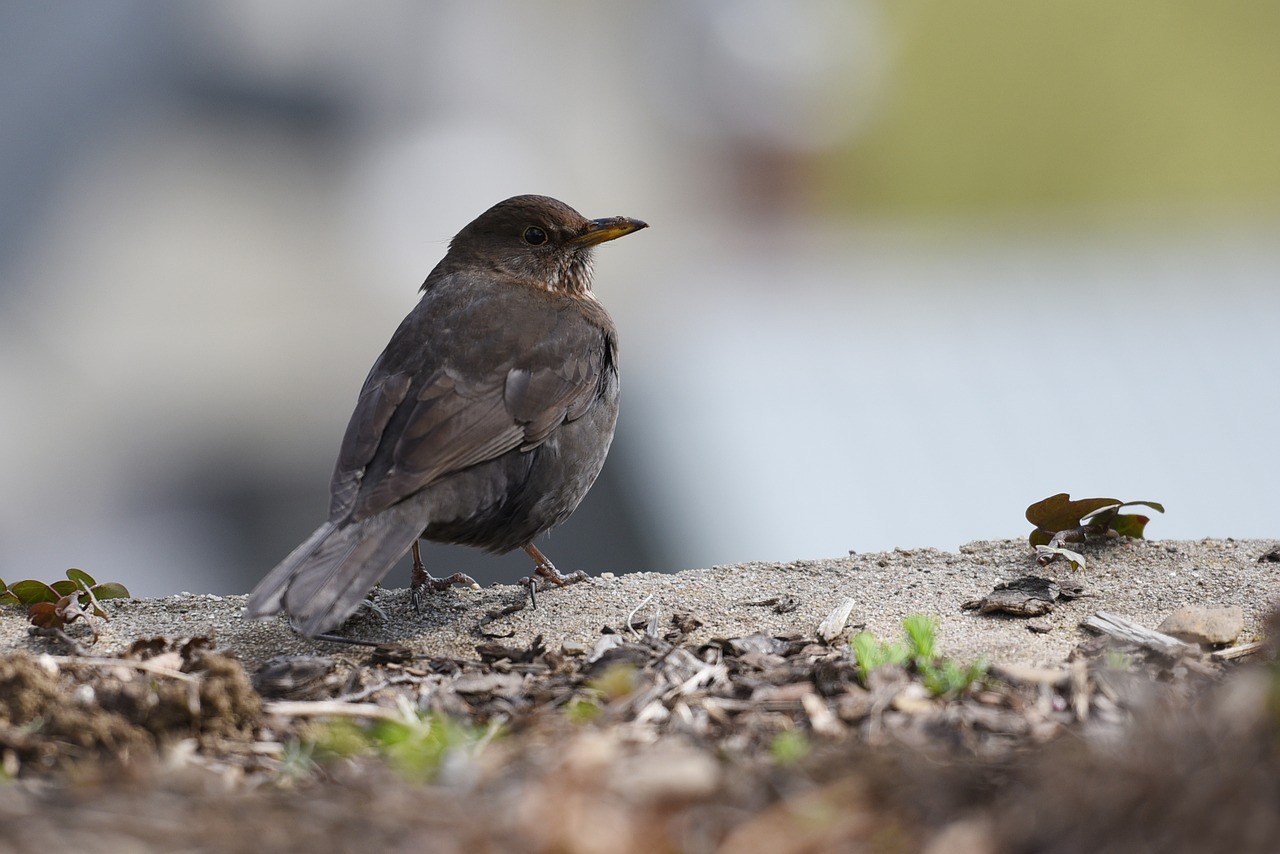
[329,272,619,542]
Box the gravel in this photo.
[4,538,1275,668]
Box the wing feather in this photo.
[328,277,612,525]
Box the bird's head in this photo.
[432,195,647,296]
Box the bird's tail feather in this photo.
[244,513,421,636]
[244,521,336,618]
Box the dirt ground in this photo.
[1,537,1277,853]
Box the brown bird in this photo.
[245,195,646,636]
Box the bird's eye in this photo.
[523,226,548,246]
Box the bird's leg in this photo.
[518,543,589,594]
[409,540,479,614]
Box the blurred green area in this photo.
[826,0,1280,218]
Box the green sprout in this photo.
[587,663,640,702]
[770,729,811,766]
[297,709,491,783]
[851,614,986,697]
[564,697,602,724]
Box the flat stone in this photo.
[452,670,526,698]
[990,663,1068,687]
[835,686,874,721]
[560,639,589,656]
[1157,605,1244,646]
[610,743,721,801]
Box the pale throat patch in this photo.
[546,251,595,296]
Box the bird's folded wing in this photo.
[335,354,601,523]
[505,354,600,449]
[328,371,412,519]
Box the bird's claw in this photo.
[518,568,589,589]
[409,543,479,613]
[517,551,589,611]
[519,542,589,592]
[410,571,479,610]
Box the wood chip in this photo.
[1210,641,1266,662]
[1069,657,1090,722]
[262,700,405,722]
[802,691,846,738]
[962,576,1062,617]
[453,670,525,698]
[586,634,624,664]
[817,598,857,642]
[891,683,935,715]
[989,663,1069,688]
[1080,610,1195,656]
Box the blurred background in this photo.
[2,1,1277,597]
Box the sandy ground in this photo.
[2,536,1279,854]
[3,537,1275,667]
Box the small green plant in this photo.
[301,709,489,783]
[564,696,602,724]
[587,663,640,702]
[851,630,911,677]
[370,712,479,781]
[1026,493,1164,569]
[310,719,373,761]
[770,729,811,766]
[902,614,937,662]
[276,739,320,783]
[559,664,640,725]
[1103,650,1134,671]
[851,615,986,697]
[0,568,130,629]
[921,658,989,697]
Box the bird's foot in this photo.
[518,543,589,600]
[409,568,479,613]
[518,567,589,588]
[409,541,478,614]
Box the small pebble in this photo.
[561,639,588,656]
[1158,606,1244,646]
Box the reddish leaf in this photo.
[27,602,63,629]
[1110,513,1151,539]
[1025,494,1121,530]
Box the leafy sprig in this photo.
[0,568,130,629]
[1026,493,1164,569]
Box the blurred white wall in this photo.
[1,1,1276,596]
